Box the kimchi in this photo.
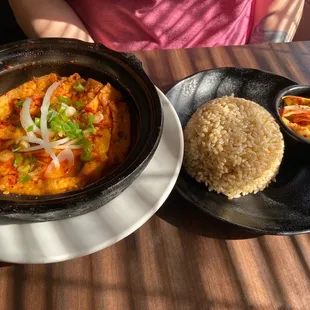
[280,95,310,140]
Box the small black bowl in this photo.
[274,84,310,144]
[0,38,163,221]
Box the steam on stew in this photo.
[0,73,131,195]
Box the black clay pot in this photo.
[0,38,163,221]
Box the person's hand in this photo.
[32,19,94,43]
[250,0,304,44]
[9,0,94,42]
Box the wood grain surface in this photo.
[1,41,310,310]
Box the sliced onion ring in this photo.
[18,136,43,145]
[54,145,81,150]
[20,98,40,137]
[19,137,71,153]
[40,81,60,167]
[19,145,45,153]
[45,148,74,176]
[51,137,71,146]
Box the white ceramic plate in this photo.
[0,89,183,264]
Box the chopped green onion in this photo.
[12,144,21,152]
[50,117,83,139]
[81,153,92,161]
[67,121,82,137]
[58,106,66,114]
[59,106,68,121]
[83,128,94,135]
[48,110,58,122]
[34,117,41,127]
[75,100,84,110]
[16,99,25,107]
[68,121,79,130]
[13,153,21,167]
[62,123,71,131]
[23,155,30,165]
[73,82,85,92]
[79,137,92,161]
[86,127,96,135]
[88,114,94,125]
[61,114,68,122]
[50,119,62,133]
[17,165,30,174]
[83,113,96,135]
[60,112,68,122]
[23,155,37,164]
[27,125,34,132]
[57,96,71,105]
[19,174,31,184]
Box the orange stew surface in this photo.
[0,73,131,195]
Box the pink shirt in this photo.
[66,0,255,52]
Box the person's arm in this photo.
[9,0,93,42]
[249,0,304,44]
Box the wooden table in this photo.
[1,41,310,310]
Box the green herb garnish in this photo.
[23,155,30,165]
[75,100,84,110]
[67,121,80,131]
[13,153,21,167]
[18,174,31,184]
[54,106,68,122]
[84,114,96,135]
[34,117,41,127]
[48,110,58,122]
[81,153,92,161]
[79,137,92,161]
[50,117,83,139]
[17,165,31,174]
[50,116,62,132]
[58,107,68,121]
[60,112,68,122]
[57,96,71,105]
[73,82,85,92]
[58,106,66,114]
[27,125,34,132]
[88,114,94,125]
[83,128,94,135]
[16,99,25,107]
[21,156,37,172]
[12,144,21,152]
[67,121,82,138]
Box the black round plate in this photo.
[166,67,310,235]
